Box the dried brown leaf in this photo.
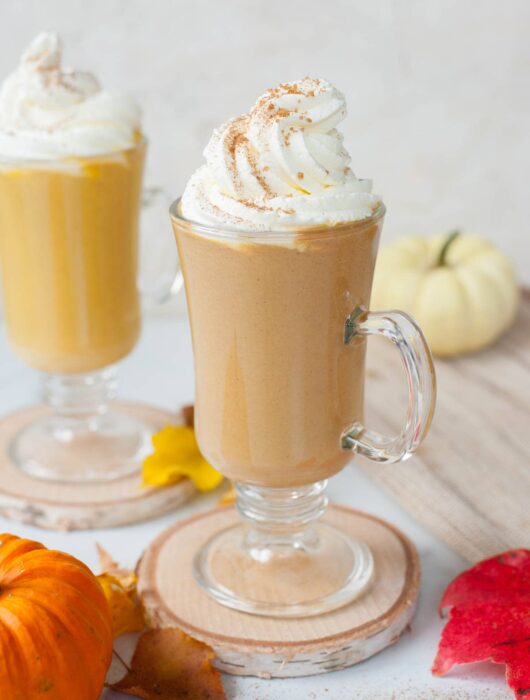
[182,404,195,428]
[110,627,225,699]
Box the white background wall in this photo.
[2,0,529,281]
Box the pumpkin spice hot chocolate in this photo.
[171,78,436,616]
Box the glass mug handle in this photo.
[342,306,436,463]
[138,187,183,308]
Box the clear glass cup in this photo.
[0,141,180,482]
[171,199,436,617]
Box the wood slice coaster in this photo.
[0,403,195,531]
[138,504,420,678]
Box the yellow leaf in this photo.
[218,483,236,505]
[142,426,223,492]
[96,544,145,638]
[96,543,137,589]
[98,572,145,638]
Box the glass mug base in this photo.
[10,411,153,483]
[9,368,154,483]
[193,481,374,617]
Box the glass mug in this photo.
[171,200,436,617]
[0,141,180,482]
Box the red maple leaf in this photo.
[432,549,530,699]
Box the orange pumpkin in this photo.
[0,533,113,699]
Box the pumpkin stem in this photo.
[437,230,460,267]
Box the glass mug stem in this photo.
[195,480,374,617]
[10,368,154,482]
[42,369,117,421]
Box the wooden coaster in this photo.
[138,504,420,678]
[0,403,195,531]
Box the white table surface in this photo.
[0,312,510,700]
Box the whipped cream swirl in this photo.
[0,32,141,160]
[181,77,381,231]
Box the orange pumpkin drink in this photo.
[0,33,144,373]
[0,145,145,373]
[0,33,151,482]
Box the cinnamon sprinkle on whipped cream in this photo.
[0,32,141,160]
[181,77,381,230]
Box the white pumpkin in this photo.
[371,232,519,357]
